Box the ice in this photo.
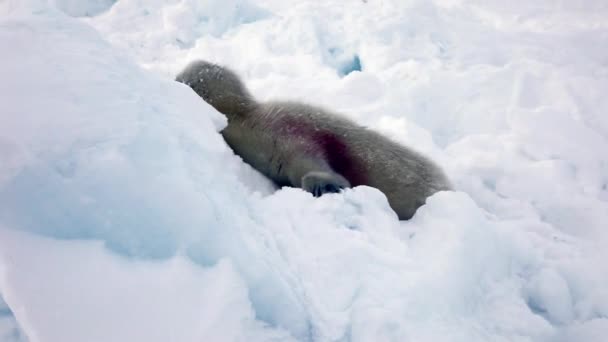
[1,0,608,341]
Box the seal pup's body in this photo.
[176,60,451,220]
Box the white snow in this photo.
[1,0,607,341]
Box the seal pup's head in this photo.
[176,60,255,118]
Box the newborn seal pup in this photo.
[176,60,451,220]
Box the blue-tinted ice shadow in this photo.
[339,55,362,77]
[0,164,178,259]
[0,294,28,342]
[327,47,362,77]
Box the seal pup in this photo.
[176,60,451,220]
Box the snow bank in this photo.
[1,0,607,341]
[0,3,300,339]
[0,228,292,342]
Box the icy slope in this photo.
[1,0,608,341]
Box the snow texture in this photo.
[1,0,607,341]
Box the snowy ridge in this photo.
[1,0,607,341]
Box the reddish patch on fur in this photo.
[316,132,367,186]
[278,117,367,186]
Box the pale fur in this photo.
[176,60,451,219]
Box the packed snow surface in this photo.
[1,0,607,341]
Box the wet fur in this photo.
[176,60,451,219]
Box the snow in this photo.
[0,294,26,342]
[1,0,607,341]
[51,0,116,17]
[0,229,293,342]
